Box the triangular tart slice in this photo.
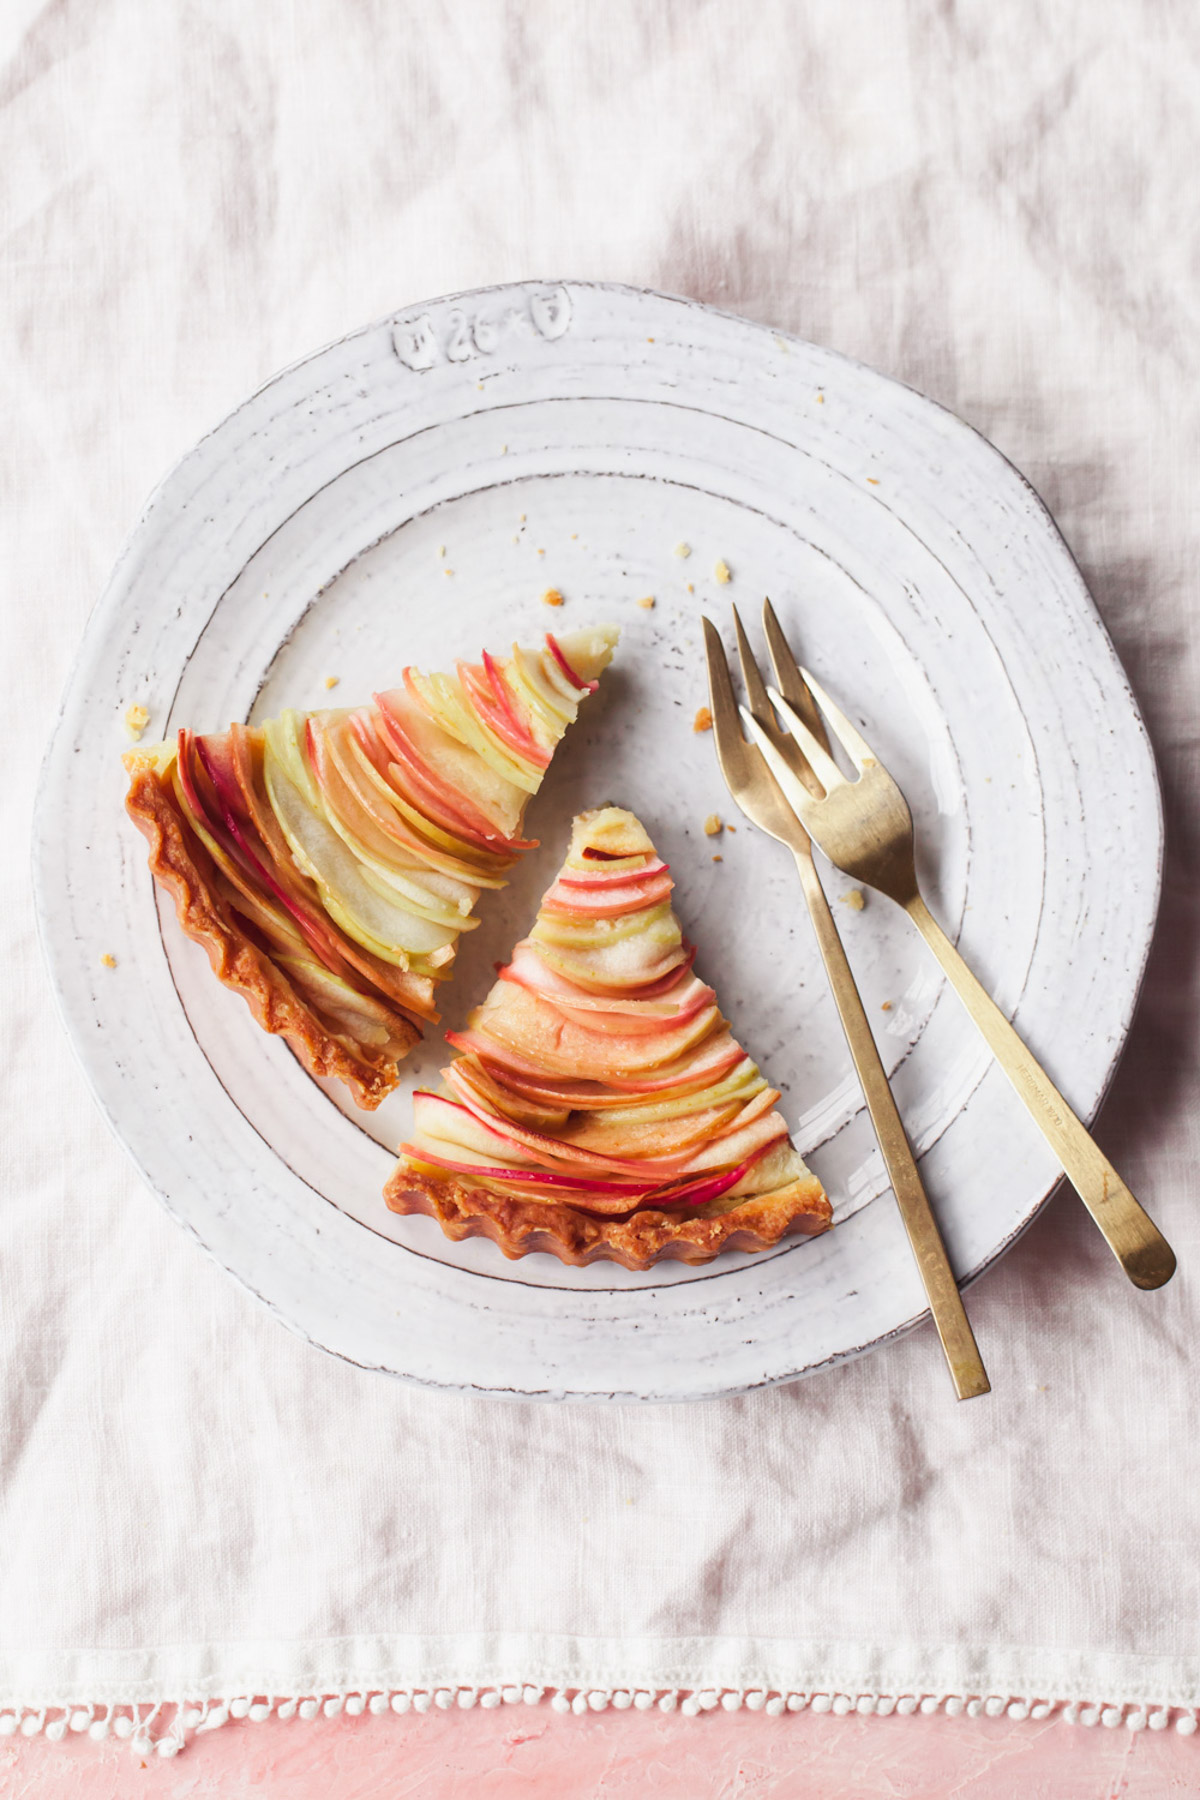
[124,627,617,1110]
[386,806,831,1268]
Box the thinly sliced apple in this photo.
[264,744,460,962]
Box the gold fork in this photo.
[743,662,1176,1292]
[703,607,990,1399]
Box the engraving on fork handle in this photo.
[906,895,1175,1291]
[793,851,991,1399]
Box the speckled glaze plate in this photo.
[35,282,1161,1401]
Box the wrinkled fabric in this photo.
[2,0,1199,1713]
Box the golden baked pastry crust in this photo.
[125,756,417,1109]
[384,1164,832,1271]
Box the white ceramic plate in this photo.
[35,282,1161,1401]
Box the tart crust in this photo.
[125,756,418,1109]
[384,1165,832,1271]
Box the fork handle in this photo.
[793,852,990,1399]
[905,895,1175,1290]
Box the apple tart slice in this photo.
[387,806,832,1268]
[124,628,617,1109]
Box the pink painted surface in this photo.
[5,1712,1200,1798]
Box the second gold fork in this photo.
[704,606,990,1400]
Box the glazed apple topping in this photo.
[399,805,814,1214]
[126,628,617,1070]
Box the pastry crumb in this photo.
[501,444,508,454]
[816,392,825,404]
[711,854,723,863]
[674,542,691,559]
[542,588,565,607]
[438,544,446,557]
[703,813,722,837]
[637,595,655,609]
[537,548,545,556]
[881,1001,893,1011]
[324,675,340,690]
[444,567,454,577]
[839,888,866,911]
[693,706,713,733]
[647,336,655,343]
[686,582,695,594]
[714,559,732,585]
[867,477,880,486]
[100,953,117,969]
[124,703,150,740]
[519,513,526,523]
[726,824,736,832]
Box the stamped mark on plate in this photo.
[392,285,572,372]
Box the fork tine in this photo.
[761,599,829,749]
[731,605,772,721]
[702,616,746,764]
[738,706,821,819]
[797,668,876,773]
[765,687,848,792]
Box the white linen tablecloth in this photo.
[3,0,1199,1750]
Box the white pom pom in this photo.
[551,1693,570,1714]
[944,1696,964,1717]
[391,1693,411,1715]
[112,1713,134,1739]
[633,1691,654,1711]
[1149,1709,1170,1730]
[786,1695,808,1713]
[875,1697,896,1717]
[434,1690,453,1711]
[1007,1701,1029,1721]
[811,1694,832,1714]
[299,1699,319,1721]
[919,1696,939,1715]
[611,1692,632,1710]
[522,1687,542,1706]
[586,1692,609,1712]
[323,1696,344,1719]
[457,1690,478,1710]
[344,1695,365,1717]
[501,1687,521,1705]
[480,1692,501,1710]
[413,1693,432,1713]
[249,1702,273,1722]
[156,1737,182,1758]
[229,1697,252,1720]
[658,1693,677,1713]
[766,1696,785,1717]
[680,1695,700,1717]
[570,1694,588,1715]
[1177,1714,1198,1736]
[1126,1711,1147,1731]
[745,1691,766,1712]
[721,1692,742,1712]
[895,1696,917,1716]
[1101,1708,1123,1728]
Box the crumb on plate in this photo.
[703,813,722,837]
[542,588,565,607]
[637,595,655,609]
[693,706,713,733]
[714,559,732,584]
[686,582,695,594]
[100,953,117,969]
[674,542,691,559]
[867,477,880,486]
[124,703,150,740]
[324,675,340,690]
[839,888,866,911]
[711,854,723,863]
[438,545,446,557]
[444,567,454,576]
[881,1001,893,1011]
